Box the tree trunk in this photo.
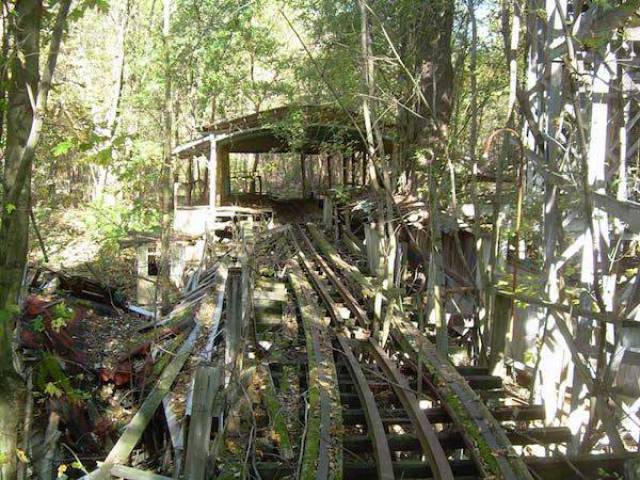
[0,2,11,146]
[91,0,131,203]
[413,0,454,355]
[1,1,71,476]
[159,0,174,312]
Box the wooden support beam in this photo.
[208,135,217,208]
[184,365,222,480]
[488,292,513,374]
[362,151,367,186]
[323,197,334,230]
[342,153,348,186]
[496,289,623,324]
[327,154,333,189]
[218,146,230,205]
[364,223,381,274]
[351,152,356,187]
[225,269,242,384]
[300,153,307,198]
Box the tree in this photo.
[0,1,72,476]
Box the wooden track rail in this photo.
[367,339,454,480]
[288,262,343,480]
[303,223,536,480]
[291,225,455,480]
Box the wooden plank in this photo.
[225,269,243,383]
[87,326,200,480]
[110,465,172,480]
[184,366,221,480]
[162,395,183,450]
[202,261,228,361]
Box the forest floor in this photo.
[30,207,139,298]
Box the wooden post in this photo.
[323,196,334,230]
[184,365,221,480]
[361,151,367,185]
[327,154,333,189]
[225,269,242,385]
[350,152,356,187]
[488,293,513,375]
[208,135,217,208]
[364,223,381,274]
[186,157,193,206]
[300,152,307,198]
[342,153,348,186]
[218,146,230,205]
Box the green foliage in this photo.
[31,315,45,332]
[51,302,74,332]
[52,139,75,157]
[36,353,88,402]
[0,305,21,325]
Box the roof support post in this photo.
[218,145,230,205]
[208,134,217,209]
[350,152,356,187]
[362,150,367,186]
[300,152,307,198]
[342,152,348,186]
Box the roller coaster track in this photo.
[226,222,637,480]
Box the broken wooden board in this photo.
[184,365,222,480]
[86,325,201,480]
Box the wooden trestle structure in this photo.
[81,107,640,479]
[84,213,640,480]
